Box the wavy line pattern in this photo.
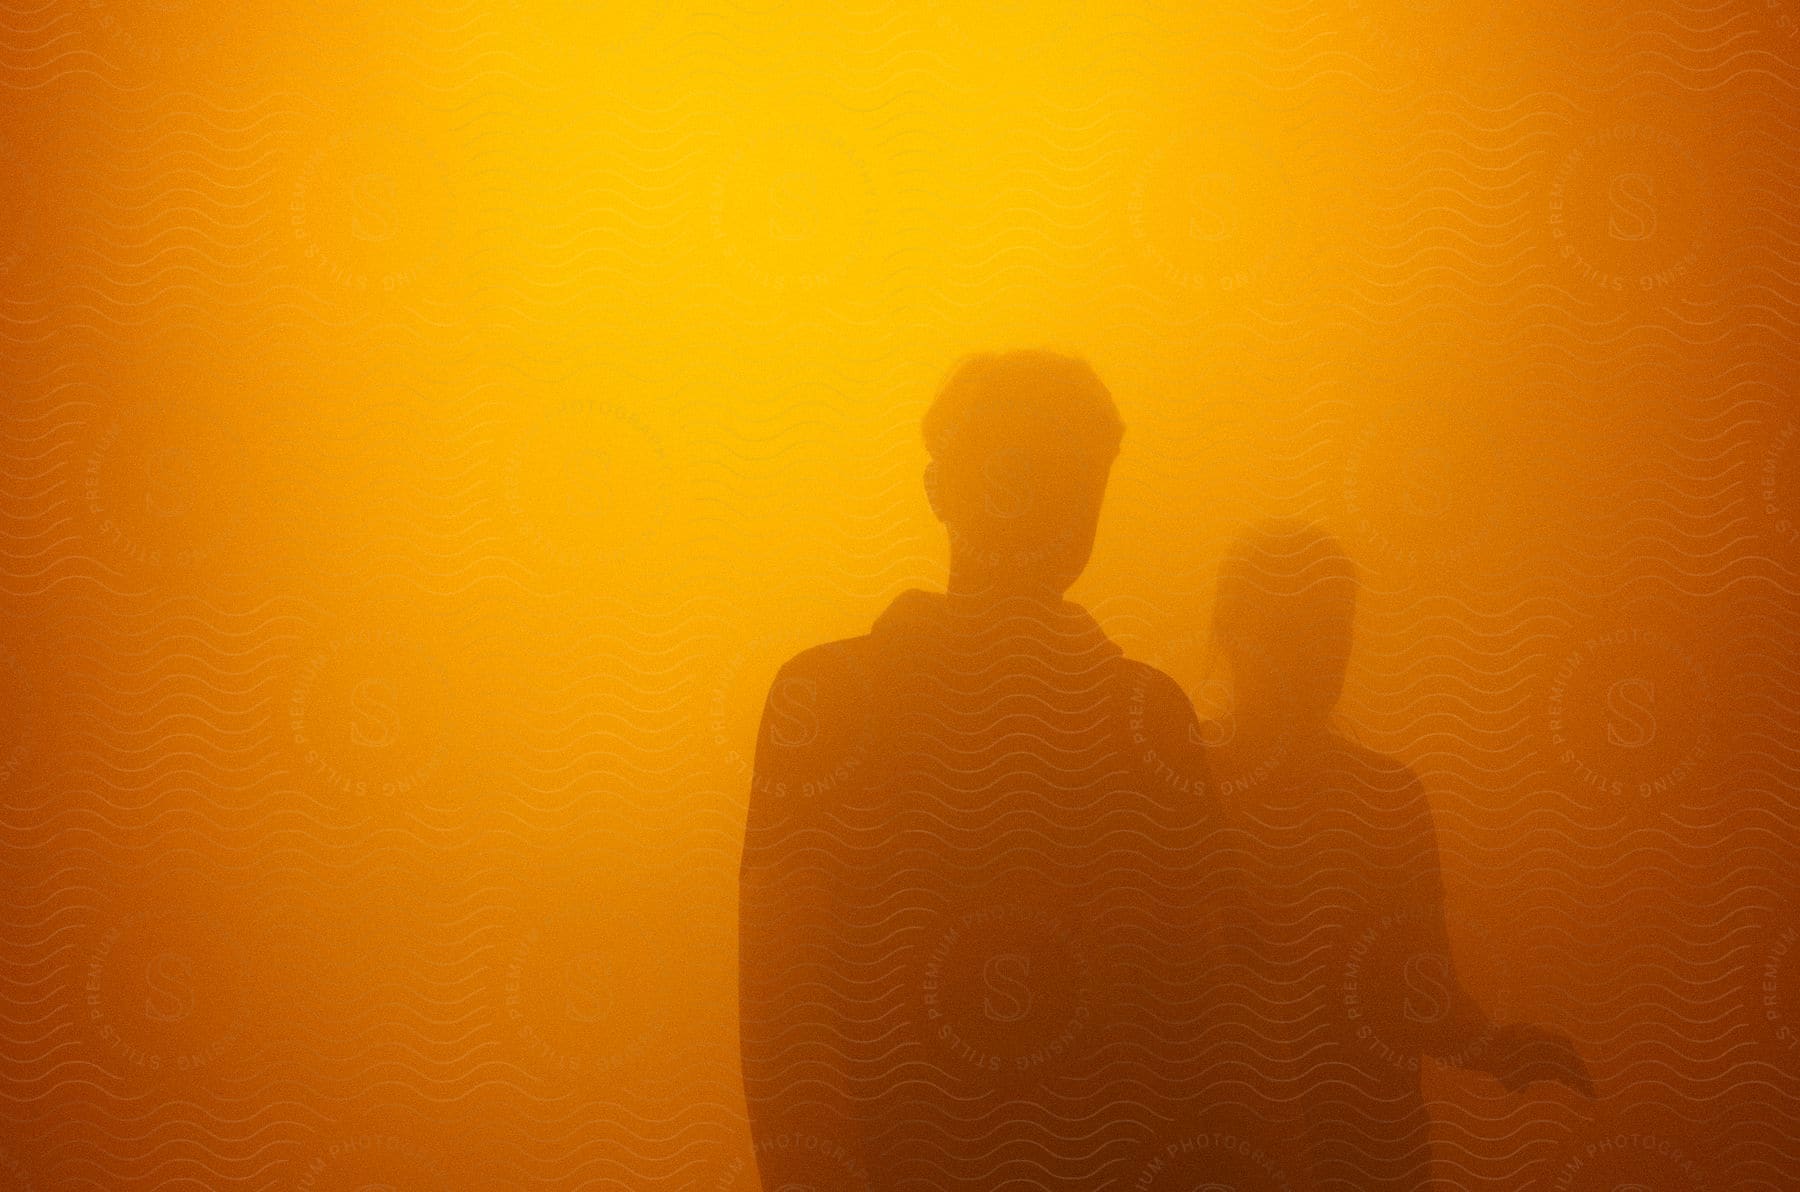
[0,1,1795,1189]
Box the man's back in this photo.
[739,590,1266,1192]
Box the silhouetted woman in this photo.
[1202,520,1591,1192]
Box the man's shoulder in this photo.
[768,633,879,694]
[1114,655,1184,690]
[755,634,884,768]
[1112,657,1197,716]
[1109,657,1213,801]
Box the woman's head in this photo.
[1211,520,1358,726]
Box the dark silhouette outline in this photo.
[738,351,1266,1191]
[1203,519,1593,1192]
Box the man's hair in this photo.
[922,349,1124,466]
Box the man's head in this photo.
[1212,520,1358,726]
[922,350,1123,597]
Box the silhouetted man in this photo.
[739,352,1268,1192]
[1204,520,1593,1192]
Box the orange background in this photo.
[1,1,1798,1188]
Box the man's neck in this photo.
[944,565,1065,604]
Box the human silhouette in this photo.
[738,352,1275,1192]
[1202,520,1593,1192]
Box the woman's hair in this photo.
[1211,519,1358,644]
